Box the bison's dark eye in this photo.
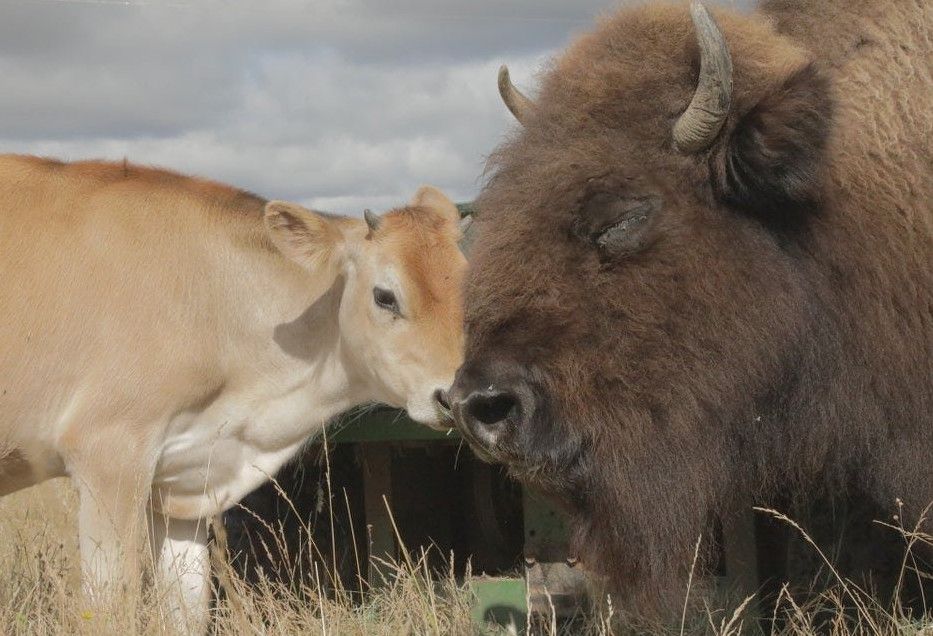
[373,287,400,315]
[578,193,660,258]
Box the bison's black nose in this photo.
[450,360,534,444]
[462,389,518,430]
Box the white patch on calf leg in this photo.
[149,512,211,633]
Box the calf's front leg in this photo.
[74,468,149,606]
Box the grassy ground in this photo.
[1,479,930,635]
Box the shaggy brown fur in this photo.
[452,0,932,616]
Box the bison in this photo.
[449,0,932,615]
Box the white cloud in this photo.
[0,0,754,214]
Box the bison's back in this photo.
[762,0,932,225]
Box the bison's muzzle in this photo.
[449,359,539,457]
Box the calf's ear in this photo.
[711,63,833,226]
[264,201,342,271]
[411,185,461,229]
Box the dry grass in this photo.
[748,505,933,636]
[0,479,482,636]
[1,479,930,635]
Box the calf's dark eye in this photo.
[373,287,400,314]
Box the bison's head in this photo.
[450,1,833,608]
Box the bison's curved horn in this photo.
[673,1,733,153]
[363,208,381,233]
[498,65,534,125]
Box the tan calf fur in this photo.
[0,154,466,629]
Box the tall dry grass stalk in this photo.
[1,477,930,635]
[0,478,478,635]
[748,505,933,636]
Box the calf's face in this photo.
[265,186,467,428]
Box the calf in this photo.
[0,155,467,628]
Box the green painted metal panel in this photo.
[326,408,461,443]
[523,488,571,562]
[456,202,475,218]
[471,576,527,632]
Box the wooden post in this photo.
[359,443,394,585]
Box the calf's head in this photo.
[265,186,467,428]
[450,2,834,606]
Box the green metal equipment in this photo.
[326,410,589,632]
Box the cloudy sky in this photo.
[1,0,749,214]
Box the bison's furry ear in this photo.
[712,63,833,227]
[264,201,342,271]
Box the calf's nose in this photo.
[432,388,452,412]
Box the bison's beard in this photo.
[549,402,735,621]
[569,473,719,621]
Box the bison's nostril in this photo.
[465,391,517,427]
[433,389,451,411]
